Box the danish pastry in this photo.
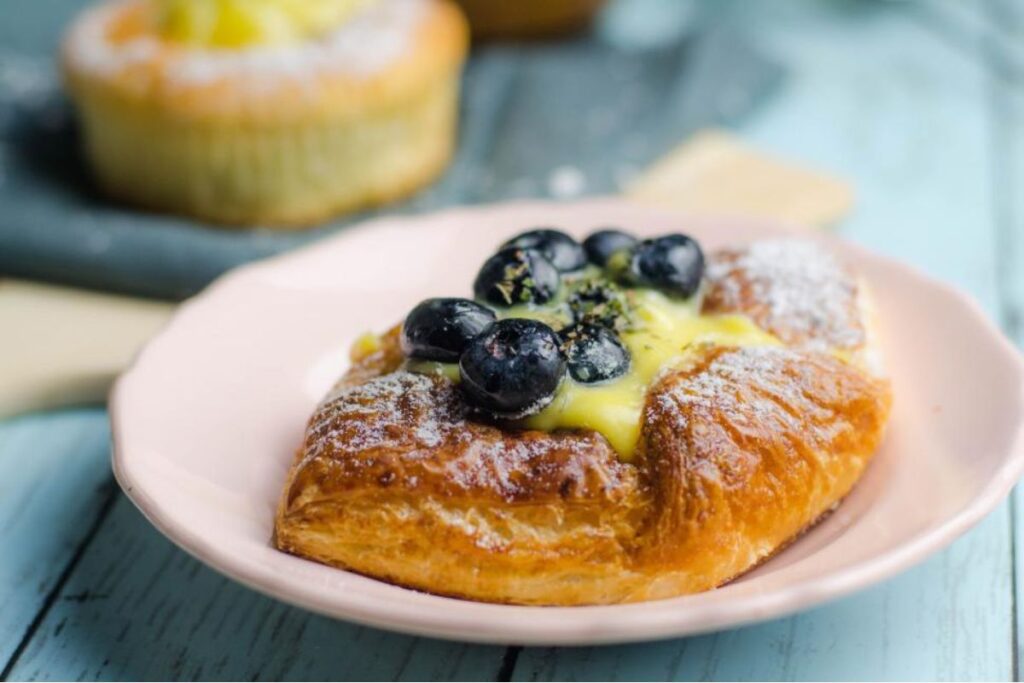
[275,229,891,605]
[61,0,467,227]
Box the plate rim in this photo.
[109,197,1024,645]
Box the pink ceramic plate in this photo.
[111,199,1024,645]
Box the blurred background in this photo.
[0,0,1015,300]
[1,0,1023,680]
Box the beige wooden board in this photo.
[0,280,174,418]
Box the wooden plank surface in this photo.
[512,509,1012,681]
[0,412,113,672]
[7,495,508,681]
[0,0,1021,680]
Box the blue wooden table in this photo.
[1,0,1022,679]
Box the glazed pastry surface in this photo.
[275,240,892,605]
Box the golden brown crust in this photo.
[275,241,893,605]
[289,371,639,506]
[633,345,890,592]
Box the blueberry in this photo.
[583,229,637,267]
[501,228,587,272]
[473,247,560,307]
[620,234,705,298]
[560,324,630,383]
[401,298,496,362]
[459,319,566,415]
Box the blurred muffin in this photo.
[61,0,468,228]
[456,0,605,39]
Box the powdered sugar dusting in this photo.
[652,346,804,433]
[66,0,428,89]
[306,371,462,462]
[437,431,618,501]
[302,369,635,502]
[706,240,865,351]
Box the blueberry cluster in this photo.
[400,228,705,417]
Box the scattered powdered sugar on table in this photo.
[0,51,58,106]
[707,240,865,351]
[0,50,65,128]
[547,165,587,199]
[0,51,69,188]
[67,0,428,89]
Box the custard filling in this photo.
[153,0,377,47]
[522,291,777,459]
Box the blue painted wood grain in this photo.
[0,411,113,669]
[1,0,1022,679]
[513,509,1012,681]
[7,496,507,681]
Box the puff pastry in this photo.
[275,239,891,605]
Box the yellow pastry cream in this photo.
[400,272,780,461]
[521,290,777,458]
[351,331,385,359]
[155,0,377,47]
